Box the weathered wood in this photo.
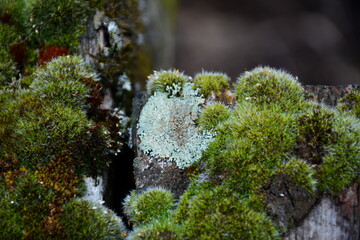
[285,184,360,240]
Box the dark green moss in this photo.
[0,0,26,27]
[59,199,126,240]
[295,103,335,164]
[0,171,56,239]
[0,24,19,47]
[25,0,91,48]
[31,55,96,110]
[338,90,360,118]
[0,47,18,86]
[0,151,126,239]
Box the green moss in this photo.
[279,158,317,193]
[0,156,125,239]
[25,0,91,48]
[295,103,335,164]
[180,185,279,240]
[235,66,305,112]
[59,199,126,240]
[316,113,360,194]
[0,56,111,175]
[123,188,175,226]
[0,47,18,86]
[31,55,97,110]
[198,103,231,131]
[146,69,191,96]
[173,180,215,223]
[0,171,56,239]
[193,71,230,98]
[128,217,183,240]
[0,0,26,26]
[205,103,296,194]
[0,24,19,47]
[338,90,360,118]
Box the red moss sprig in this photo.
[38,46,69,66]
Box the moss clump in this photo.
[198,103,231,131]
[0,0,26,26]
[59,199,126,240]
[0,155,126,239]
[235,66,304,111]
[127,217,183,240]
[0,56,111,176]
[25,0,91,48]
[123,188,175,226]
[30,55,97,110]
[146,69,191,96]
[0,47,18,86]
[179,185,279,240]
[279,158,317,193]
[316,113,360,194]
[338,90,360,118]
[0,169,56,239]
[295,103,335,164]
[172,181,215,223]
[193,71,230,98]
[205,103,296,194]
[0,24,19,47]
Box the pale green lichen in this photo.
[137,82,213,168]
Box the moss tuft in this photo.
[146,69,191,96]
[0,56,112,176]
[127,217,183,240]
[25,0,91,48]
[338,90,360,118]
[180,185,279,240]
[31,55,97,110]
[279,158,317,193]
[317,113,360,194]
[59,199,127,240]
[193,71,230,98]
[198,103,231,131]
[295,103,335,164]
[0,47,18,86]
[123,187,175,226]
[235,66,304,111]
[205,103,296,194]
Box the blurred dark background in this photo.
[173,0,360,85]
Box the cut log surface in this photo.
[132,85,360,238]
